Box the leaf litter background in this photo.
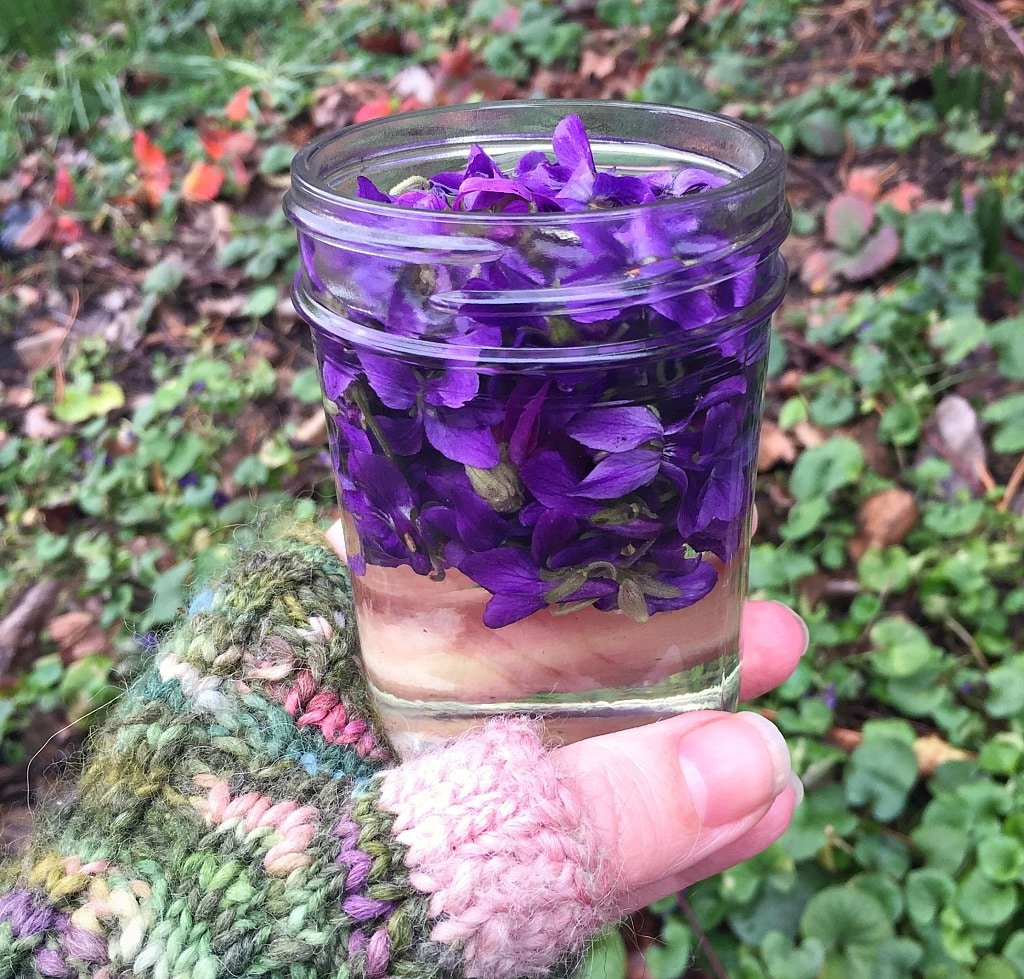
[2,0,1024,976]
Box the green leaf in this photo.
[930,313,988,365]
[800,886,893,951]
[260,143,295,174]
[781,497,829,541]
[291,366,323,404]
[789,437,865,501]
[142,257,186,295]
[845,726,918,821]
[243,285,279,317]
[645,916,692,979]
[956,868,1017,928]
[574,928,627,979]
[142,560,194,628]
[857,547,912,594]
[233,455,270,487]
[760,933,825,979]
[977,836,1024,884]
[986,659,1024,718]
[878,400,922,446]
[990,316,1024,380]
[54,380,125,423]
[797,108,846,157]
[869,617,938,677]
[982,394,1024,453]
[906,868,956,926]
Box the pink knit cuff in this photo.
[377,718,615,979]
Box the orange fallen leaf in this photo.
[133,131,171,207]
[353,98,395,123]
[54,165,76,208]
[182,161,224,202]
[200,126,257,162]
[880,181,925,213]
[225,85,252,122]
[845,165,886,202]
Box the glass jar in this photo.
[285,100,789,755]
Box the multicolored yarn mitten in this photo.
[0,526,616,979]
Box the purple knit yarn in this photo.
[62,922,107,963]
[334,815,373,892]
[0,889,58,938]
[35,946,74,977]
[343,894,394,921]
[348,928,369,956]
[365,926,391,978]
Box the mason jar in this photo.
[285,100,789,755]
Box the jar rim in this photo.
[287,99,787,228]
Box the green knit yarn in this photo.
[0,523,464,978]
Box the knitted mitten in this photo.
[0,526,616,979]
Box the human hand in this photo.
[327,519,806,919]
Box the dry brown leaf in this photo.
[292,411,327,446]
[14,325,66,371]
[793,421,826,448]
[46,610,111,661]
[858,487,919,547]
[913,734,973,777]
[22,404,70,440]
[758,420,798,471]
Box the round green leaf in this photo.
[956,868,1017,928]
[977,837,1024,884]
[801,887,892,956]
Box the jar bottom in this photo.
[349,555,747,756]
[368,651,740,757]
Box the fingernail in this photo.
[678,713,792,827]
[768,600,810,653]
[787,771,805,807]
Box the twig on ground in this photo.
[676,892,729,979]
[0,580,62,679]
[780,330,857,376]
[49,286,80,403]
[951,0,1024,61]
[999,451,1024,512]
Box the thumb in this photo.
[553,710,795,910]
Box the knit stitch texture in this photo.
[0,524,612,979]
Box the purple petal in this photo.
[646,560,719,613]
[423,368,479,409]
[573,449,662,499]
[672,168,730,195]
[376,414,423,455]
[359,353,418,410]
[348,452,415,520]
[481,592,547,629]
[551,115,595,174]
[460,547,542,596]
[322,360,356,401]
[531,509,579,564]
[506,382,550,465]
[567,406,662,452]
[520,450,581,508]
[356,176,393,203]
[423,409,500,467]
[592,172,656,207]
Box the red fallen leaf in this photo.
[438,40,474,78]
[353,98,395,123]
[54,166,76,207]
[492,5,520,31]
[225,85,252,122]
[398,95,426,113]
[181,161,224,202]
[52,213,84,244]
[133,131,171,207]
[201,126,257,162]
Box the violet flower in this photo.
[314,114,766,627]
